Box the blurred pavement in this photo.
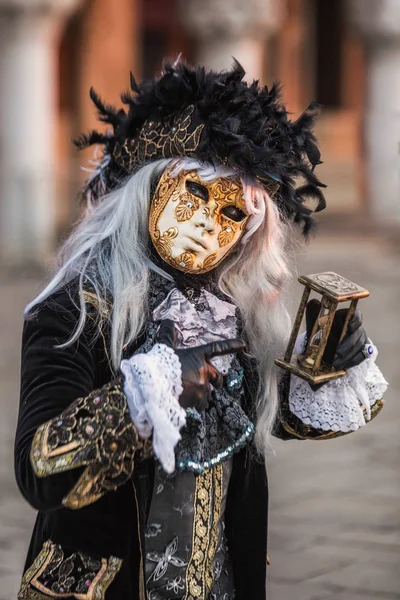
[268,234,400,600]
[1,234,399,599]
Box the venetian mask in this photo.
[149,168,250,274]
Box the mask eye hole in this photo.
[221,205,247,222]
[186,180,209,202]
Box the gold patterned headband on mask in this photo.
[149,168,250,274]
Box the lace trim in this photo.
[132,276,254,473]
[289,341,388,432]
[152,287,237,375]
[121,343,186,474]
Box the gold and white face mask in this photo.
[149,168,250,274]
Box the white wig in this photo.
[26,158,297,455]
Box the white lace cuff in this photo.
[120,344,186,474]
[289,336,388,433]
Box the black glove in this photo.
[306,298,368,372]
[157,319,245,412]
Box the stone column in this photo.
[77,0,139,189]
[348,0,400,224]
[179,0,285,82]
[0,0,82,267]
[275,0,309,115]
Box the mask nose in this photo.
[195,208,216,233]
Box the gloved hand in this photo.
[157,319,245,412]
[306,298,369,373]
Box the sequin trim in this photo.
[177,422,254,474]
[17,540,122,600]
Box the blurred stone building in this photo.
[0,0,399,266]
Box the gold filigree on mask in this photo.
[153,227,178,262]
[211,178,246,210]
[218,218,239,247]
[173,251,195,270]
[174,193,200,222]
[149,167,250,274]
[199,252,218,271]
[113,105,204,172]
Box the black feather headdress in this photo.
[76,59,326,234]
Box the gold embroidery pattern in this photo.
[205,465,223,593]
[185,465,223,600]
[113,105,204,172]
[30,380,148,509]
[18,540,122,600]
[18,541,52,600]
[82,291,111,319]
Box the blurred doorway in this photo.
[274,0,365,215]
[313,0,365,215]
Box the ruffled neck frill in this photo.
[140,268,255,474]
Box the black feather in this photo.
[295,184,327,213]
[73,130,110,149]
[130,72,140,93]
[77,58,326,233]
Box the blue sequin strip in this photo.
[226,367,244,391]
[185,407,202,421]
[177,421,255,474]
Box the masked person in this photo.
[15,60,388,600]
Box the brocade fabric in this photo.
[135,274,255,474]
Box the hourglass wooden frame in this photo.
[275,272,370,385]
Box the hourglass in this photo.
[275,272,370,385]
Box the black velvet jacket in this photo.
[15,287,271,600]
[16,272,361,600]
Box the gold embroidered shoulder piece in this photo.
[82,290,111,320]
[30,379,153,509]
